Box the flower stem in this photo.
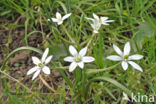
[80,33,96,47]
[51,66,69,70]
[87,33,96,47]
[61,25,75,44]
[86,63,120,74]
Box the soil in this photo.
[0,17,65,97]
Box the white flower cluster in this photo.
[27,12,144,80]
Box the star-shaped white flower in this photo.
[86,13,114,33]
[64,45,95,72]
[48,12,71,25]
[27,48,53,80]
[91,20,101,33]
[106,42,143,72]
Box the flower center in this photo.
[75,55,81,62]
[57,16,62,21]
[124,55,129,60]
[95,23,100,30]
[38,63,43,67]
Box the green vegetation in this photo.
[0,0,155,103]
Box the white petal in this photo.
[93,13,99,21]
[82,56,95,63]
[79,47,87,57]
[32,70,40,80]
[105,20,114,23]
[47,19,51,21]
[42,66,50,74]
[64,56,74,62]
[85,17,94,21]
[124,42,130,56]
[62,13,71,20]
[121,61,128,70]
[93,30,99,33]
[56,12,62,19]
[27,66,39,75]
[128,54,143,60]
[128,61,143,72]
[106,55,122,61]
[42,48,49,62]
[52,18,58,22]
[100,17,108,21]
[32,57,41,65]
[69,62,77,72]
[57,21,63,25]
[113,44,123,56]
[45,55,53,64]
[78,61,84,69]
[91,24,95,29]
[102,23,110,25]
[69,45,78,56]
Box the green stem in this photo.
[87,33,96,47]
[51,66,69,70]
[86,63,120,74]
[80,33,96,47]
[1,46,42,71]
[61,25,75,44]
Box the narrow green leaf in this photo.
[1,46,42,71]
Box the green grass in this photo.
[0,0,156,104]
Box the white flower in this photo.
[48,12,71,25]
[91,20,102,33]
[106,42,143,72]
[27,48,53,80]
[86,13,114,33]
[64,45,95,72]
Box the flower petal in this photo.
[93,13,99,21]
[128,61,143,72]
[78,61,84,69]
[85,17,94,21]
[102,23,109,25]
[105,20,114,23]
[91,24,95,29]
[79,47,87,57]
[64,56,74,62]
[42,48,49,62]
[57,21,63,25]
[121,61,128,70]
[128,54,143,60]
[32,56,41,65]
[82,56,95,63]
[113,44,123,56]
[93,30,99,33]
[106,55,122,61]
[124,42,130,56]
[100,17,108,21]
[69,62,77,72]
[27,66,39,75]
[69,45,78,56]
[32,70,40,80]
[42,66,50,74]
[52,18,58,22]
[45,55,53,64]
[62,13,71,20]
[56,12,61,19]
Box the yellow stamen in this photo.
[124,55,129,59]
[38,63,42,67]
[75,55,81,62]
